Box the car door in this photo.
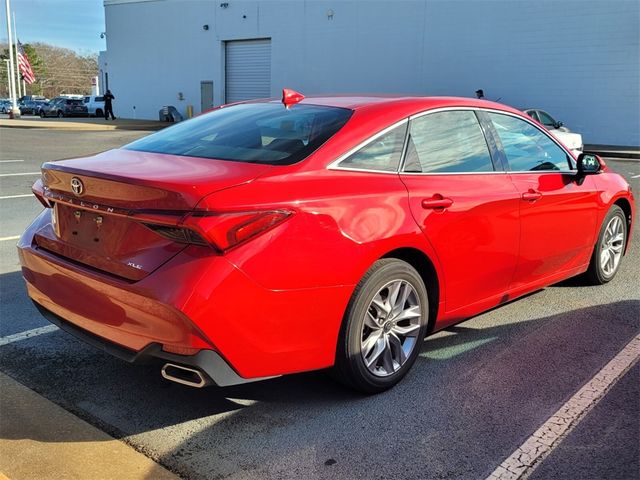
[399,109,521,313]
[486,112,599,289]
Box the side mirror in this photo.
[577,153,604,175]
[554,121,564,129]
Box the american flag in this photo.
[17,41,36,84]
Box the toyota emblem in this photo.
[70,177,84,196]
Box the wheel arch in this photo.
[613,197,633,254]
[381,247,440,333]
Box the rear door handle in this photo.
[421,195,453,210]
[521,190,542,202]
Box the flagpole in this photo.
[4,0,20,117]
[13,11,22,99]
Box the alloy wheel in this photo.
[600,215,624,277]
[360,279,422,377]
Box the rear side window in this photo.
[125,103,352,165]
[95,96,104,102]
[404,111,494,173]
[338,123,408,172]
[488,113,570,171]
[67,99,83,105]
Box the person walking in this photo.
[104,90,116,120]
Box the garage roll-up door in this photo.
[225,39,271,104]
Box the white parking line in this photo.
[0,235,21,242]
[631,174,640,179]
[0,159,25,163]
[0,172,41,177]
[486,334,640,480]
[0,194,33,199]
[0,325,59,346]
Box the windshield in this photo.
[124,103,353,165]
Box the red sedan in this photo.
[18,91,634,393]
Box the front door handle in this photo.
[521,190,542,202]
[421,195,454,210]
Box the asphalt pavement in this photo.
[0,127,638,480]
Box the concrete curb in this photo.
[0,120,166,132]
[584,145,640,160]
[0,372,178,480]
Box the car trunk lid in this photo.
[35,149,272,281]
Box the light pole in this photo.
[4,59,11,99]
[4,0,20,117]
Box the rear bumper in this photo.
[33,302,266,387]
[17,212,353,379]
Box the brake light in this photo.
[144,210,293,252]
[185,210,293,251]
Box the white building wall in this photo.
[104,0,639,146]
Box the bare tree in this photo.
[0,42,98,99]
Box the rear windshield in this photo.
[66,99,83,105]
[124,103,353,165]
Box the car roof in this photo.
[265,94,524,118]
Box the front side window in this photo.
[125,103,352,165]
[488,113,571,172]
[403,110,494,173]
[537,111,557,128]
[338,123,407,172]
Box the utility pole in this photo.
[13,11,21,99]
[4,0,20,117]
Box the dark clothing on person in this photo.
[104,91,116,120]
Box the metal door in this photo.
[225,39,271,103]
[200,81,213,113]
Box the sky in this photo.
[0,0,106,54]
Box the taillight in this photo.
[144,209,293,252]
[144,224,208,246]
[32,178,52,208]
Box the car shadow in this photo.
[1,271,638,479]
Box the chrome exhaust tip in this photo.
[161,363,208,388]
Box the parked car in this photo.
[39,97,89,118]
[0,99,12,113]
[19,92,634,393]
[19,100,47,115]
[84,95,105,117]
[523,108,583,156]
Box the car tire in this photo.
[585,205,627,285]
[39,110,45,118]
[332,258,429,393]
[57,111,64,118]
[96,108,103,118]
